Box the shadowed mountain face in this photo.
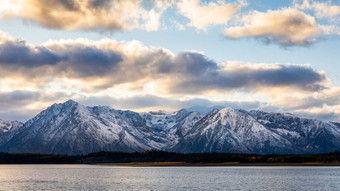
[0,100,339,155]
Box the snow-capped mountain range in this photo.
[0,100,339,155]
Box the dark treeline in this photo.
[0,150,340,164]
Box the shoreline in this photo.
[1,162,340,166]
[95,162,340,167]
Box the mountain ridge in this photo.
[0,100,339,155]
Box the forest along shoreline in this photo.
[1,150,340,166]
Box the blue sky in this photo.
[0,0,339,122]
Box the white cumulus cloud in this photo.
[177,0,245,31]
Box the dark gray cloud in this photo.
[110,50,326,93]
[0,41,62,67]
[168,56,326,93]
[0,91,40,109]
[56,0,80,11]
[61,46,123,77]
[255,35,314,47]
[158,52,218,75]
[89,0,112,9]
[0,38,123,78]
[133,51,326,93]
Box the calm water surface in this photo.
[0,165,340,190]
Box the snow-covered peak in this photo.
[209,107,243,123]
[186,105,225,114]
[0,120,23,135]
[64,99,78,105]
[44,100,80,116]
[174,109,189,119]
[209,108,220,114]
[218,107,236,114]
[203,107,257,129]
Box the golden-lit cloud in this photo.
[295,106,340,122]
[261,87,340,121]
[0,0,173,31]
[1,0,339,44]
[294,0,340,36]
[295,0,340,20]
[224,8,321,46]
[270,87,340,110]
[177,0,245,31]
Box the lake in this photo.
[0,165,340,190]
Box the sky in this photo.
[0,0,339,122]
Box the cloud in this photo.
[0,0,172,31]
[270,87,340,110]
[0,110,40,122]
[0,31,328,95]
[157,52,218,75]
[295,0,340,21]
[168,60,327,93]
[295,108,340,122]
[170,19,185,30]
[293,0,340,36]
[53,45,123,78]
[0,39,62,67]
[0,90,40,109]
[224,8,321,46]
[78,94,262,112]
[0,36,126,91]
[177,0,245,31]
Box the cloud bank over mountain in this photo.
[0,31,338,122]
[0,32,327,92]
